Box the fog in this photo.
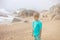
[0,0,60,11]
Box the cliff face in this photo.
[39,3,60,21]
[49,3,60,20]
[50,3,60,14]
[17,9,38,17]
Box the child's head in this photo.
[33,12,40,20]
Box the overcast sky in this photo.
[0,0,60,11]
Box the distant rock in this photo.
[9,11,18,17]
[49,3,60,20]
[41,10,49,17]
[50,4,60,14]
[24,20,28,23]
[12,18,22,23]
[17,9,39,17]
[54,15,60,20]
[40,10,50,20]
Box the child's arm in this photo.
[40,21,42,37]
[32,30,33,36]
[40,29,42,37]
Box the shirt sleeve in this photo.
[39,22,42,30]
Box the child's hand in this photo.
[31,32,33,36]
[32,33,33,36]
[32,31,33,36]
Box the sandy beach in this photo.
[0,19,60,40]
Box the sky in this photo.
[0,0,60,11]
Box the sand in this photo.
[0,20,60,40]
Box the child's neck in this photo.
[35,20,39,21]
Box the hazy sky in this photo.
[0,0,60,11]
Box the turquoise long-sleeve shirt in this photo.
[32,20,42,36]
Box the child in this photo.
[32,12,42,40]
